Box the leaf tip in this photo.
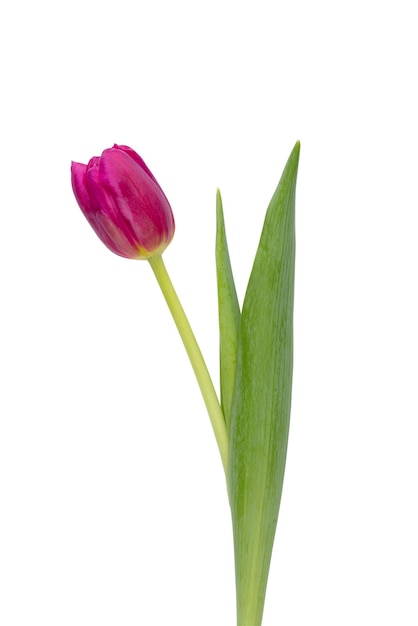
[216,188,224,218]
[216,188,223,208]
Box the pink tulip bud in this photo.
[71,145,175,259]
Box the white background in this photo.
[1,1,417,624]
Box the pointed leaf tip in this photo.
[215,189,240,432]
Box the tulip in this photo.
[71,144,175,259]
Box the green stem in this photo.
[148,254,229,476]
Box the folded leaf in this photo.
[229,142,300,626]
[216,189,240,432]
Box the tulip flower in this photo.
[71,144,175,259]
[71,141,300,626]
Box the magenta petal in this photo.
[85,158,140,254]
[87,211,142,259]
[112,144,161,189]
[98,149,174,252]
[71,161,91,215]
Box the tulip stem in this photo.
[148,254,229,476]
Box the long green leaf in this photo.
[216,189,240,432]
[229,142,300,626]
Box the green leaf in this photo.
[216,189,241,432]
[229,142,300,626]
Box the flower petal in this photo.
[98,148,174,253]
[71,161,91,215]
